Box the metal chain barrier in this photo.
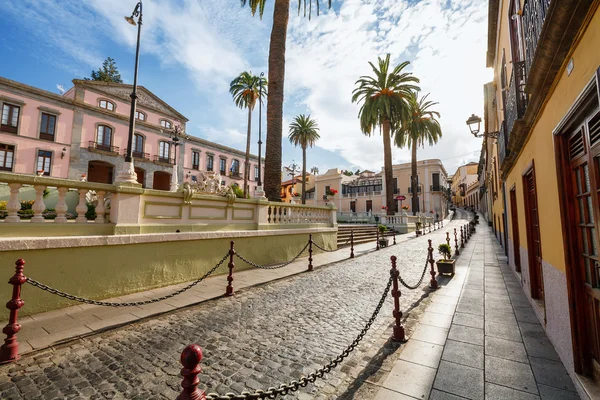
[312,242,340,253]
[398,258,429,290]
[205,274,394,400]
[337,236,353,247]
[25,253,231,307]
[235,242,310,270]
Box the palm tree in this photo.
[241,0,332,201]
[395,93,442,215]
[288,114,320,204]
[229,71,268,197]
[352,54,420,216]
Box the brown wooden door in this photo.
[350,201,356,213]
[569,112,600,377]
[523,166,544,301]
[366,200,373,213]
[510,188,521,272]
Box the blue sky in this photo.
[0,0,491,176]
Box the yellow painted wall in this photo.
[0,231,336,318]
[504,6,600,272]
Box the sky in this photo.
[0,0,492,177]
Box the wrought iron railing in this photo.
[122,149,150,160]
[523,0,551,78]
[407,187,421,193]
[505,61,528,136]
[88,141,119,154]
[498,120,508,166]
[153,155,175,165]
[430,185,442,192]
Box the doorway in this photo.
[135,167,145,188]
[523,164,544,301]
[366,200,372,213]
[510,188,521,272]
[88,161,114,184]
[350,201,356,213]
[153,171,171,191]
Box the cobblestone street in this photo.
[0,214,469,400]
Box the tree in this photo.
[230,71,268,197]
[241,0,332,201]
[288,114,320,204]
[86,57,123,83]
[352,54,420,216]
[395,93,442,215]
[355,169,361,175]
[343,170,353,176]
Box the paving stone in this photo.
[485,356,538,395]
[485,336,528,363]
[411,324,449,346]
[448,324,484,346]
[485,382,540,399]
[441,339,484,369]
[453,312,484,329]
[485,321,522,342]
[529,357,576,392]
[382,360,437,399]
[429,389,467,400]
[398,339,443,369]
[522,336,561,362]
[537,383,580,400]
[433,360,484,399]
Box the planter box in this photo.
[415,230,422,236]
[436,259,456,275]
[378,238,389,248]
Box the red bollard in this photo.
[446,232,451,248]
[454,228,460,256]
[308,234,313,271]
[393,229,396,245]
[225,241,235,296]
[177,344,206,400]
[460,227,465,248]
[0,259,27,365]
[390,256,406,342]
[376,227,380,251]
[428,240,438,289]
[350,231,355,259]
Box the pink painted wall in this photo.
[0,89,74,178]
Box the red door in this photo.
[510,188,521,272]
[523,165,544,301]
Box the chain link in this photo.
[235,242,309,270]
[206,275,393,400]
[25,253,231,307]
[398,258,429,290]
[312,242,339,253]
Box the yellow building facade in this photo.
[485,0,600,394]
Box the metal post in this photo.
[454,228,460,256]
[350,231,355,258]
[177,344,206,400]
[460,227,465,248]
[376,227,380,250]
[393,229,396,245]
[225,241,235,296]
[257,72,264,188]
[428,239,438,289]
[0,259,26,364]
[446,232,451,248]
[308,234,313,271]
[390,256,405,342]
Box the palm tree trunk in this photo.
[264,0,290,201]
[301,145,307,204]
[382,120,394,216]
[243,107,252,197]
[411,139,418,215]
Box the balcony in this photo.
[122,149,150,161]
[498,120,508,166]
[153,155,175,165]
[88,141,119,155]
[505,61,528,137]
[430,184,442,192]
[407,187,421,193]
[523,0,551,79]
[229,171,243,180]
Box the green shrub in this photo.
[378,224,387,234]
[20,200,35,210]
[0,201,6,210]
[231,184,244,199]
[85,204,97,220]
[17,209,34,219]
[438,243,452,260]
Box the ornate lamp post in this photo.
[117,1,143,184]
[255,72,266,199]
[169,123,187,192]
[466,114,498,139]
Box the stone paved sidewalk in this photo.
[375,224,582,400]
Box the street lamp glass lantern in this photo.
[125,16,136,25]
[466,114,482,136]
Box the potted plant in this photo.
[415,221,422,236]
[436,243,455,275]
[36,169,44,177]
[325,188,338,200]
[378,224,389,248]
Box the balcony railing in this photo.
[498,120,508,166]
[523,0,552,78]
[430,184,442,192]
[122,149,150,161]
[229,171,242,179]
[153,155,175,165]
[88,141,119,154]
[407,187,421,193]
[506,61,528,136]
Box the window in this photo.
[159,141,170,159]
[0,144,15,171]
[133,134,144,156]
[231,159,240,174]
[135,111,146,121]
[192,151,200,170]
[207,154,214,171]
[40,113,56,141]
[99,100,115,111]
[1,104,20,134]
[254,166,259,181]
[36,150,52,176]
[160,120,172,129]
[220,158,227,174]
[96,125,113,150]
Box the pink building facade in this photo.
[0,77,263,191]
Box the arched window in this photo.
[160,119,172,129]
[135,111,146,121]
[96,125,113,150]
[133,134,144,157]
[231,159,240,174]
[159,141,170,160]
[98,100,115,111]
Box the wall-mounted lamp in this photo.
[61,147,67,159]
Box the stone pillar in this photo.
[5,184,22,223]
[109,183,144,233]
[75,189,88,223]
[31,185,46,223]
[55,187,69,223]
[95,191,106,224]
[327,203,337,227]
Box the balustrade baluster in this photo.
[31,185,46,223]
[5,183,22,223]
[75,189,88,223]
[96,191,106,224]
[55,187,68,223]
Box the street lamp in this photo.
[466,114,499,139]
[116,1,143,184]
[255,72,266,198]
[169,123,187,192]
